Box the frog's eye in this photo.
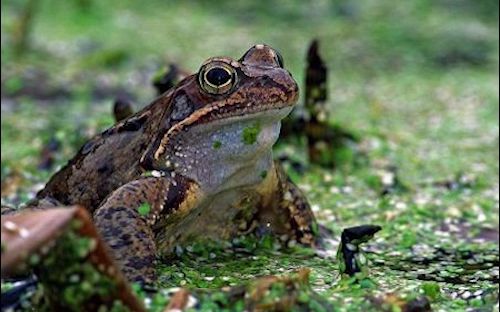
[199,63,237,95]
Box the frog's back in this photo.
[35,97,170,211]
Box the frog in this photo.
[20,44,318,284]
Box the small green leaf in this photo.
[213,140,222,149]
[260,170,268,179]
[399,231,417,249]
[311,222,320,236]
[4,77,23,94]
[421,282,441,301]
[242,123,261,145]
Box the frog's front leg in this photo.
[93,176,172,284]
[272,161,319,246]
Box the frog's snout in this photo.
[240,45,298,104]
[239,44,284,68]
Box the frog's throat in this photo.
[163,107,290,194]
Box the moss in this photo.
[177,269,331,311]
[242,123,261,145]
[34,223,130,311]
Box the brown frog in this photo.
[26,44,318,284]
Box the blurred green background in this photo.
[1,0,498,178]
[1,0,499,310]
[2,0,499,74]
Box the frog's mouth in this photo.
[211,104,294,124]
[201,105,294,153]
[177,99,294,131]
[177,105,293,155]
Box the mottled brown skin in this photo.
[26,45,318,284]
[32,101,160,210]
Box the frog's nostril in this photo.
[274,50,284,68]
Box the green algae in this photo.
[421,282,441,301]
[212,140,222,149]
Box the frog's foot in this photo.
[279,183,319,247]
[94,176,174,285]
[270,161,321,247]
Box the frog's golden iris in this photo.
[199,62,237,95]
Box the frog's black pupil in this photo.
[206,67,231,86]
